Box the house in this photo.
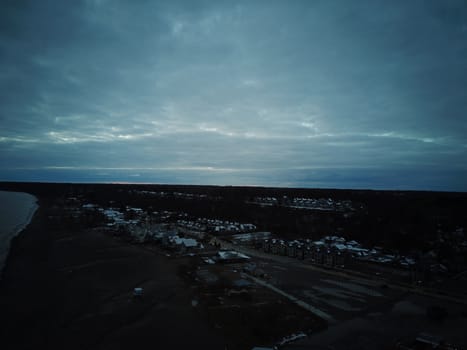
[160,230,177,245]
[333,243,347,252]
[311,241,326,249]
[231,232,271,247]
[168,235,201,253]
[296,244,306,260]
[271,239,280,254]
[335,250,346,266]
[347,240,360,247]
[310,247,325,264]
[262,239,271,253]
[133,287,143,298]
[287,242,297,257]
[216,250,250,263]
[278,241,287,256]
[325,249,334,266]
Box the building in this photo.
[168,235,202,253]
[216,250,250,263]
[262,239,271,253]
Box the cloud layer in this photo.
[1,0,467,190]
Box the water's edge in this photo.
[0,191,39,277]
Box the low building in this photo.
[335,250,346,266]
[325,249,334,266]
[231,232,271,247]
[168,235,202,253]
[262,239,271,253]
[216,250,250,263]
[310,247,325,264]
[287,243,297,257]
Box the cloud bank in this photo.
[1,0,467,191]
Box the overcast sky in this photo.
[1,0,467,191]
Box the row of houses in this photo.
[261,239,347,267]
[230,231,272,246]
[110,219,205,254]
[177,217,257,234]
[251,196,356,212]
[289,197,354,212]
[142,227,205,253]
[134,190,209,200]
[258,235,420,271]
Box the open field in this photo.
[0,203,326,350]
[246,257,467,349]
[0,207,227,349]
[286,291,467,350]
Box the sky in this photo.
[1,0,467,191]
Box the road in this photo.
[215,238,467,306]
[244,273,335,323]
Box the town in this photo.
[71,191,464,290]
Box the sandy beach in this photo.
[0,191,38,276]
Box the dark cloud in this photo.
[1,0,467,191]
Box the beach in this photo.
[0,191,38,275]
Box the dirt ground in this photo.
[181,259,327,349]
[0,205,326,350]
[257,259,404,322]
[0,207,226,350]
[271,267,467,349]
[284,292,467,350]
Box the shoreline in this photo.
[0,191,39,277]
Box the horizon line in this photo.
[1,180,466,194]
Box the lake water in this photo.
[0,191,38,275]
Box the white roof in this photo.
[170,236,198,247]
[217,250,250,260]
[82,203,97,208]
[181,238,198,247]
